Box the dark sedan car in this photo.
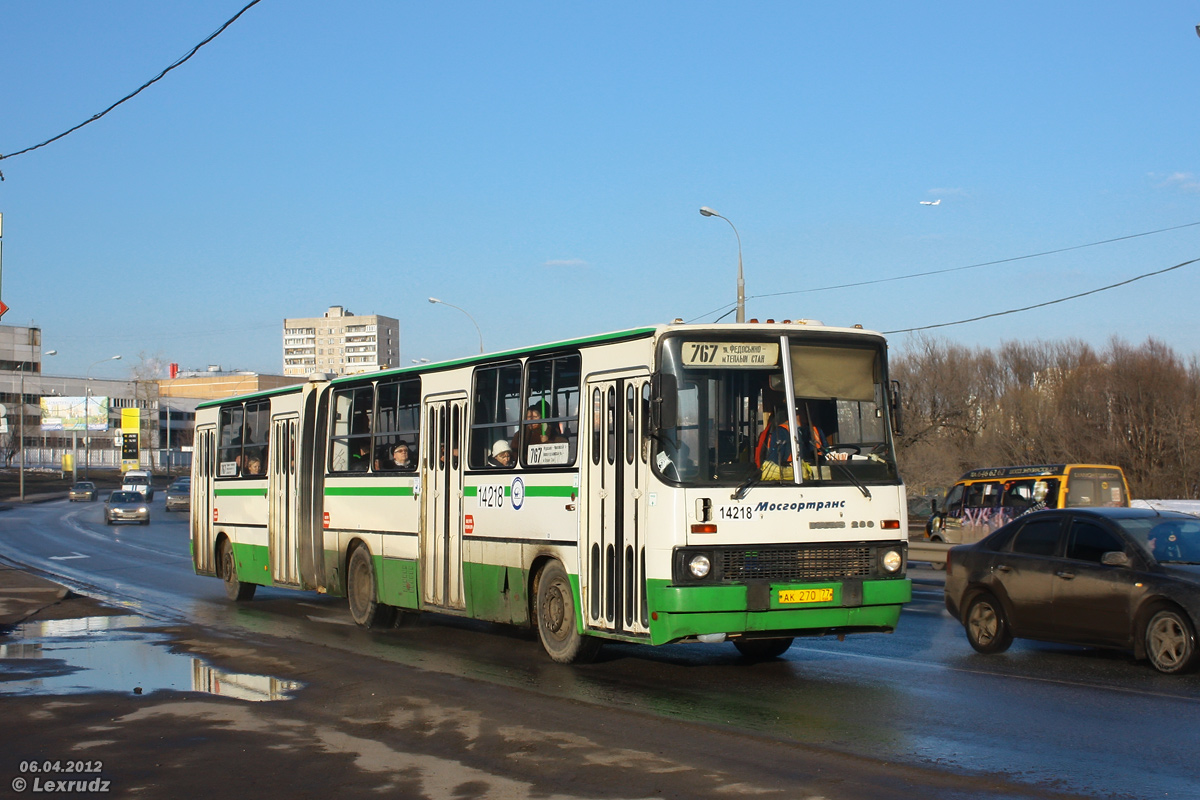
[165,478,191,512]
[945,507,1200,674]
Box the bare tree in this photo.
[891,335,1200,500]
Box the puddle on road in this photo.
[0,615,302,701]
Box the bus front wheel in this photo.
[734,637,794,661]
[535,561,601,664]
[219,539,256,602]
[347,546,395,629]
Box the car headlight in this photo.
[139,507,148,513]
[688,554,712,579]
[881,549,902,573]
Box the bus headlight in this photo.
[881,549,902,573]
[688,554,712,579]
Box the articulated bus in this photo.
[190,322,912,663]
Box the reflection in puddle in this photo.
[0,615,301,701]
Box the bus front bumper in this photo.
[645,578,912,646]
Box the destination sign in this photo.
[681,342,779,368]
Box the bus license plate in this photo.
[778,588,834,604]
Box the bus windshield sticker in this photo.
[219,461,238,477]
[527,442,570,466]
[681,342,780,368]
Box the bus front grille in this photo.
[719,546,875,582]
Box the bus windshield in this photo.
[653,333,900,487]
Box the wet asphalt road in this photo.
[2,497,1199,799]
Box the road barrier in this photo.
[908,540,950,566]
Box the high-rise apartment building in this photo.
[282,305,399,377]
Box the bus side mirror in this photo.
[650,372,677,433]
[890,380,903,435]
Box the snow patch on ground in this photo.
[1132,499,1200,516]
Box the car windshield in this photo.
[73,483,94,490]
[653,332,900,487]
[110,492,142,503]
[1115,517,1200,564]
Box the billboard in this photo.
[40,396,110,432]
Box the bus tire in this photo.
[535,560,601,664]
[347,545,395,629]
[219,539,256,602]
[734,637,794,661]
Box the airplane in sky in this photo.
[919,199,941,206]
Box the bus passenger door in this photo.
[192,425,217,574]
[583,372,649,636]
[421,396,467,611]
[269,414,301,587]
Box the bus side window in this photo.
[374,378,420,471]
[525,353,581,468]
[641,383,651,464]
[1003,480,1037,511]
[330,386,373,472]
[470,363,522,469]
[217,405,244,478]
[964,482,1002,509]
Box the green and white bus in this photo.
[190,322,912,663]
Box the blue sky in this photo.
[2,2,1197,379]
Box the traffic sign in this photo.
[0,300,8,319]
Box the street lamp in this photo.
[428,297,484,354]
[699,206,745,323]
[411,358,430,365]
[84,355,122,478]
[18,349,57,501]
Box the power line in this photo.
[0,0,264,170]
[755,219,1200,300]
[686,219,1200,323]
[883,256,1200,334]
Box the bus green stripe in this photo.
[464,484,574,498]
[215,487,268,497]
[325,486,416,497]
[525,485,576,497]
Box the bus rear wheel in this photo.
[219,539,256,602]
[535,560,601,664]
[733,637,794,661]
[347,545,395,629]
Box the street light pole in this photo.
[699,206,745,323]
[428,297,484,354]
[18,349,56,501]
[84,355,122,479]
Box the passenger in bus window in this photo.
[487,440,513,468]
[349,442,371,471]
[514,400,567,459]
[245,455,263,476]
[391,442,414,470]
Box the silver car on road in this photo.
[105,491,150,526]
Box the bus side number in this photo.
[477,485,505,508]
[719,505,754,520]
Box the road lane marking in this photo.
[49,552,89,560]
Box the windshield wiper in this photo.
[731,471,763,500]
[825,457,872,499]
